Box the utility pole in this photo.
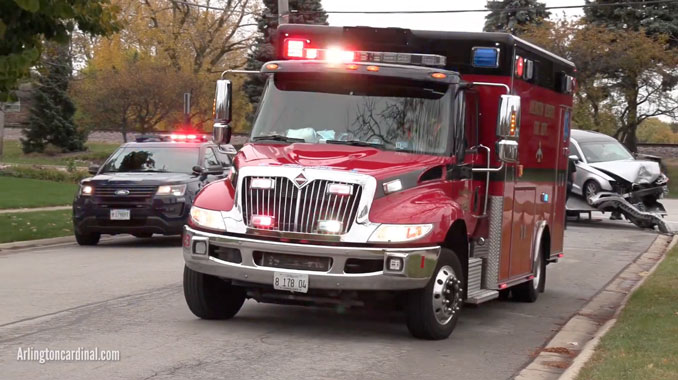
[183,92,191,127]
[0,104,4,158]
[278,0,289,25]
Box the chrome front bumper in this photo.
[183,226,440,291]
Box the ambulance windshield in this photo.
[251,73,453,155]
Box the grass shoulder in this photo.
[0,210,73,244]
[0,177,77,209]
[0,140,118,166]
[576,245,678,380]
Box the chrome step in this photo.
[465,257,499,304]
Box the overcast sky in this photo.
[321,0,586,32]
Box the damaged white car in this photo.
[569,129,669,229]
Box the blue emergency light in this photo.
[472,47,500,68]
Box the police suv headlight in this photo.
[368,224,433,243]
[79,184,94,196]
[156,184,186,196]
[190,206,226,231]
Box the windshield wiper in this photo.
[251,135,305,143]
[326,140,385,149]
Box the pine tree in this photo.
[585,0,678,47]
[484,0,550,35]
[243,0,328,112]
[22,43,85,153]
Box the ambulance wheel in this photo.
[406,249,464,340]
[513,249,546,302]
[584,180,601,206]
[75,230,100,246]
[183,266,246,320]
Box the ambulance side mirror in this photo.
[213,79,233,144]
[497,140,518,163]
[496,95,521,138]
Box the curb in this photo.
[0,205,71,214]
[514,234,675,380]
[0,235,76,252]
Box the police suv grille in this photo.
[241,176,362,234]
[95,186,157,198]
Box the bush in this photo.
[0,166,88,183]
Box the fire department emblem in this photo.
[294,174,308,188]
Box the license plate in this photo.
[110,209,131,220]
[273,272,309,293]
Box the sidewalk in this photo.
[0,205,70,214]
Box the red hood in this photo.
[235,143,451,180]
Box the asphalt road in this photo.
[0,219,661,380]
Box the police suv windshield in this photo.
[251,73,452,155]
[101,147,199,173]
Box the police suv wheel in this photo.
[406,248,464,340]
[183,266,246,320]
[74,230,100,246]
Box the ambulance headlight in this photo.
[190,206,226,231]
[368,224,433,243]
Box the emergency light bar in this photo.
[282,38,446,67]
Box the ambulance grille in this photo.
[241,176,362,235]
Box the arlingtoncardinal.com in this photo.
[16,347,120,364]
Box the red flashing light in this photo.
[252,215,274,229]
[558,253,565,258]
[170,133,208,142]
[515,56,524,78]
[283,38,306,59]
[499,283,508,290]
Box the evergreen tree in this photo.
[484,0,550,35]
[585,0,678,47]
[22,43,86,153]
[243,0,328,113]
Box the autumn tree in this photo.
[243,0,328,109]
[637,118,675,143]
[521,20,678,152]
[0,0,119,101]
[22,43,85,153]
[73,0,255,136]
[484,0,549,35]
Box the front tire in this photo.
[74,230,100,246]
[183,265,246,320]
[406,249,464,340]
[584,180,601,206]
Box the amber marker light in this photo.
[265,63,279,70]
[366,65,380,72]
[346,64,359,70]
[431,72,447,79]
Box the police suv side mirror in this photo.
[213,79,233,144]
[496,95,521,138]
[88,165,100,175]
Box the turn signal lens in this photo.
[346,64,359,70]
[265,63,279,70]
[509,111,517,136]
[366,65,380,72]
[431,72,447,79]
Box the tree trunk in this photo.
[121,121,128,143]
[621,86,639,153]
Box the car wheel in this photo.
[406,248,464,340]
[133,233,153,238]
[584,180,601,206]
[513,248,546,302]
[74,230,100,246]
[183,265,246,320]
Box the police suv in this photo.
[73,134,235,245]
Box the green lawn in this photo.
[0,177,77,209]
[0,140,118,166]
[0,210,73,243]
[576,246,678,380]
